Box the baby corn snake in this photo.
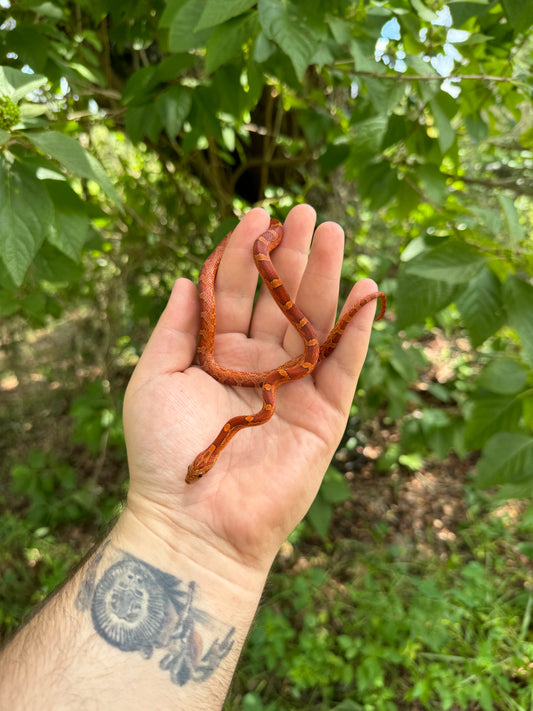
[185,217,386,484]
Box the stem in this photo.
[345,68,521,84]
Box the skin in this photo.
[0,204,380,710]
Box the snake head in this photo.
[185,466,202,484]
[185,448,217,484]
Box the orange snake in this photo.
[185,218,386,484]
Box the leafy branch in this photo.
[349,70,521,83]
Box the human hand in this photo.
[122,204,380,575]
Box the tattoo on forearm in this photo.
[75,545,235,686]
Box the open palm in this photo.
[123,205,379,569]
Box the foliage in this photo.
[0,507,82,634]
[307,465,353,538]
[69,380,125,455]
[1,0,533,705]
[9,448,116,528]
[228,494,533,710]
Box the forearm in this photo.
[0,510,268,711]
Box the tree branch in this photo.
[349,70,519,83]
[444,172,533,195]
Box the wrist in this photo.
[103,508,269,697]
[112,503,270,603]
[0,508,268,710]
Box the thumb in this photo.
[133,278,200,380]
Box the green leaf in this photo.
[27,2,64,19]
[358,162,400,210]
[500,0,533,31]
[519,125,533,150]
[188,86,225,143]
[420,410,460,460]
[206,13,260,74]
[346,115,388,171]
[448,0,492,27]
[476,433,533,488]
[327,17,352,44]
[410,0,440,23]
[350,38,386,75]
[365,78,406,115]
[253,31,276,63]
[517,542,533,559]
[27,131,121,206]
[331,701,362,711]
[407,57,439,92]
[399,453,424,470]
[416,164,448,204]
[456,267,505,347]
[503,275,533,366]
[524,394,533,431]
[242,692,264,711]
[196,0,257,31]
[465,392,523,449]
[404,239,487,284]
[156,86,192,138]
[429,96,456,153]
[125,104,163,144]
[0,287,20,316]
[122,55,196,105]
[5,27,50,75]
[396,270,460,328]
[390,341,419,383]
[33,242,83,285]
[298,109,335,148]
[69,61,102,85]
[0,158,53,285]
[356,656,384,693]
[465,114,489,143]
[518,503,533,531]
[0,66,47,102]
[19,102,49,119]
[0,129,10,145]
[498,194,524,244]
[306,466,350,538]
[307,495,333,539]
[160,0,213,52]
[258,0,316,80]
[44,181,89,261]
[320,466,351,504]
[319,142,350,175]
[466,205,503,236]
[475,359,529,395]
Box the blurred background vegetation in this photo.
[1,0,533,708]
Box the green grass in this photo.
[2,434,531,710]
[226,491,533,711]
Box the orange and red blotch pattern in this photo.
[186,218,385,483]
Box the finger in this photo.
[133,278,200,379]
[250,204,317,344]
[215,208,271,335]
[283,220,344,356]
[314,279,380,413]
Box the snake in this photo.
[185,217,386,484]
